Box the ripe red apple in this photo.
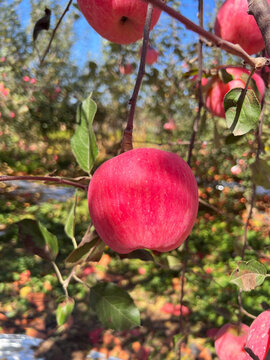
[77,0,161,45]
[215,323,249,360]
[139,46,159,65]
[119,63,133,75]
[88,148,198,254]
[214,0,270,55]
[245,310,270,359]
[205,67,265,118]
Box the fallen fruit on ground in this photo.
[214,0,270,55]
[245,310,270,360]
[88,148,198,254]
[77,0,161,44]
[214,323,249,360]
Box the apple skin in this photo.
[88,148,198,254]
[245,310,270,360]
[140,46,159,65]
[215,323,249,360]
[214,0,270,55]
[77,0,161,45]
[119,63,133,75]
[205,67,265,118]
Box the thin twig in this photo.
[40,0,73,65]
[241,99,265,259]
[51,261,69,297]
[178,2,204,359]
[144,0,269,69]
[121,4,154,152]
[238,292,256,319]
[0,175,88,190]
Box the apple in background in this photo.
[231,164,242,175]
[77,0,161,45]
[215,323,249,360]
[88,148,198,254]
[119,63,133,75]
[163,118,177,131]
[245,310,270,359]
[205,66,265,118]
[215,0,270,55]
[139,46,159,65]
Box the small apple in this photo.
[204,66,265,118]
[139,46,159,65]
[88,148,198,254]
[119,63,133,75]
[77,0,161,45]
[215,323,249,360]
[163,118,177,131]
[245,310,270,360]
[231,165,242,175]
[215,0,270,55]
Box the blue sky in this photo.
[16,0,218,66]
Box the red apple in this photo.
[215,323,249,360]
[214,0,270,55]
[139,46,159,65]
[77,0,161,45]
[245,310,270,360]
[205,66,265,118]
[88,148,198,254]
[163,118,177,131]
[120,63,133,75]
[231,164,242,175]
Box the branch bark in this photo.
[144,0,269,68]
[247,0,270,57]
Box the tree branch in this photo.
[0,175,88,191]
[144,0,269,69]
[247,0,270,57]
[121,4,154,152]
[40,0,73,65]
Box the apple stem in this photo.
[121,4,154,153]
[0,175,88,190]
[144,0,269,69]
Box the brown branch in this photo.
[0,175,88,191]
[247,0,270,57]
[178,2,204,359]
[144,0,269,69]
[40,0,73,65]
[121,4,154,152]
[238,292,256,319]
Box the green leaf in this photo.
[230,260,267,291]
[167,255,181,270]
[240,73,260,100]
[224,88,261,136]
[65,236,100,264]
[89,282,140,331]
[218,68,233,84]
[38,222,58,261]
[65,191,78,242]
[120,249,154,262]
[17,219,58,261]
[56,297,75,326]
[251,159,270,189]
[71,96,98,174]
[225,134,244,145]
[87,238,106,262]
